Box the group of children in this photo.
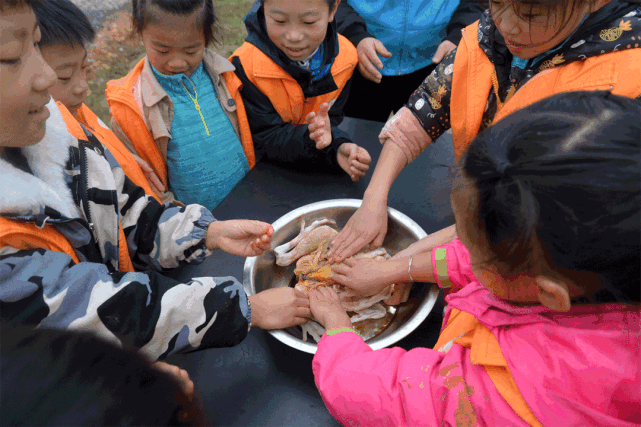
[0,0,639,425]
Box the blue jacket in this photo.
[336,0,484,76]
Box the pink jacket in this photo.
[313,239,641,426]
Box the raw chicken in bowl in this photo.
[243,199,440,354]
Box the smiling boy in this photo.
[229,0,371,181]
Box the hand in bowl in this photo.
[309,286,352,330]
[249,288,311,330]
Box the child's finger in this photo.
[319,102,330,117]
[305,112,316,122]
[297,306,312,318]
[351,161,370,173]
[294,288,308,299]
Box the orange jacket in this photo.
[105,57,255,191]
[0,104,134,272]
[70,102,160,202]
[450,21,641,162]
[229,35,357,125]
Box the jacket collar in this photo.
[0,98,79,219]
[445,281,637,329]
[140,49,236,109]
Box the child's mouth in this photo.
[505,39,525,52]
[28,105,50,119]
[286,47,306,57]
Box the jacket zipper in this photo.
[79,143,96,233]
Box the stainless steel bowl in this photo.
[243,199,439,354]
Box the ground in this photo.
[79,0,255,123]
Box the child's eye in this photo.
[273,20,285,24]
[155,49,169,55]
[304,21,317,26]
[0,58,21,66]
[57,76,71,83]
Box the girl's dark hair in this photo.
[0,324,206,426]
[32,0,95,48]
[261,0,337,9]
[462,91,641,303]
[132,0,218,46]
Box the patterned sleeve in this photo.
[0,249,251,360]
[104,147,215,272]
[405,48,457,141]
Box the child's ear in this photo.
[535,276,571,312]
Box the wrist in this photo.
[205,221,220,251]
[247,295,262,329]
[322,313,352,330]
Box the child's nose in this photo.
[74,79,89,97]
[34,56,57,93]
[167,56,189,73]
[286,29,304,43]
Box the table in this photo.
[164,118,455,426]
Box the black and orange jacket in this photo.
[406,1,641,161]
[229,1,358,171]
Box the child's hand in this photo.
[152,361,194,400]
[206,220,273,256]
[306,103,332,149]
[249,288,311,329]
[337,143,371,182]
[309,286,352,330]
[131,152,166,199]
[331,258,395,296]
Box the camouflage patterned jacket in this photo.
[0,100,251,360]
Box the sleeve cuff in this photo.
[432,247,454,289]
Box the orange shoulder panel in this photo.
[231,37,357,125]
[105,58,168,188]
[222,70,256,169]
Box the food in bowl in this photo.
[273,218,398,342]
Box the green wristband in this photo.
[325,327,359,337]
[435,248,453,289]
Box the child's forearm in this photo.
[399,225,458,256]
[385,253,437,284]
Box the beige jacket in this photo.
[108,50,241,204]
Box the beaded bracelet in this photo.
[246,296,253,331]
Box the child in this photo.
[328,0,641,264]
[34,0,161,202]
[106,0,255,209]
[1,324,205,426]
[0,0,310,362]
[228,0,371,182]
[310,92,641,426]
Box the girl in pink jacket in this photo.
[310,91,641,427]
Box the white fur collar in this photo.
[0,98,79,218]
